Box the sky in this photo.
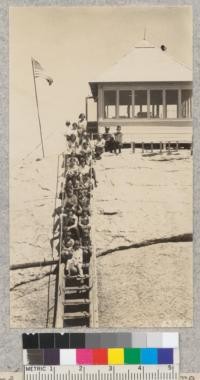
[10,5,192,162]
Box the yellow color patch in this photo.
[108,348,124,365]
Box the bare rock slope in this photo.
[94,150,192,327]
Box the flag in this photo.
[32,58,53,85]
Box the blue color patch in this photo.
[140,348,158,364]
[158,348,173,364]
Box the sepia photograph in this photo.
[10,5,193,328]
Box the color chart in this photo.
[23,332,179,366]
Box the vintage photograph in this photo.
[10,5,193,328]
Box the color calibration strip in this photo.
[23,332,179,366]
[23,347,179,365]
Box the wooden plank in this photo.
[82,263,89,268]
[10,259,58,270]
[63,299,90,306]
[89,192,99,328]
[55,262,65,328]
[63,312,90,319]
[64,286,91,292]
[64,275,90,280]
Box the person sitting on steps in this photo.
[66,240,84,279]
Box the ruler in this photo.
[24,365,179,380]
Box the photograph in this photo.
[10,5,193,328]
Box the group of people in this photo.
[64,114,123,159]
[51,114,95,280]
[64,114,103,161]
[51,115,124,279]
[102,125,123,154]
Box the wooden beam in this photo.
[132,89,135,118]
[10,259,58,271]
[178,88,182,118]
[98,85,103,121]
[116,89,119,119]
[163,89,166,119]
[147,89,150,118]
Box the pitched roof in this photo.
[89,39,192,96]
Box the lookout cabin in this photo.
[87,39,192,142]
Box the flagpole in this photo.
[31,58,45,158]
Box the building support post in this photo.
[156,104,159,118]
[147,89,150,118]
[116,89,119,119]
[98,85,103,121]
[190,95,192,118]
[163,89,166,119]
[132,89,135,118]
[178,88,182,118]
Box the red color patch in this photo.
[93,349,108,364]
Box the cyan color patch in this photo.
[140,348,158,364]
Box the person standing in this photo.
[102,127,112,152]
[78,113,87,133]
[64,120,72,141]
[114,125,123,154]
[71,122,78,138]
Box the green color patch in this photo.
[124,348,140,364]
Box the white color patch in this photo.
[60,349,76,365]
[162,333,179,348]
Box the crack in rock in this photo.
[39,185,51,191]
[10,269,56,291]
[103,211,118,215]
[97,233,192,257]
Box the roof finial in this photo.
[144,26,147,40]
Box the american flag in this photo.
[32,58,53,86]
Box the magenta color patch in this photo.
[76,349,93,364]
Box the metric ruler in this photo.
[24,365,179,380]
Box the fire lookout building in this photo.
[88,39,192,142]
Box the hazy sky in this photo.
[10,6,192,162]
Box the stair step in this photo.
[63,299,90,306]
[63,312,90,320]
[64,275,90,280]
[64,286,91,293]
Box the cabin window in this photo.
[150,90,163,118]
[166,90,178,118]
[134,90,147,118]
[104,90,116,119]
[181,89,192,118]
[119,90,132,118]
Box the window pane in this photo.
[150,90,163,119]
[119,90,132,118]
[166,90,178,119]
[104,90,116,119]
[134,90,147,118]
[181,89,192,118]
